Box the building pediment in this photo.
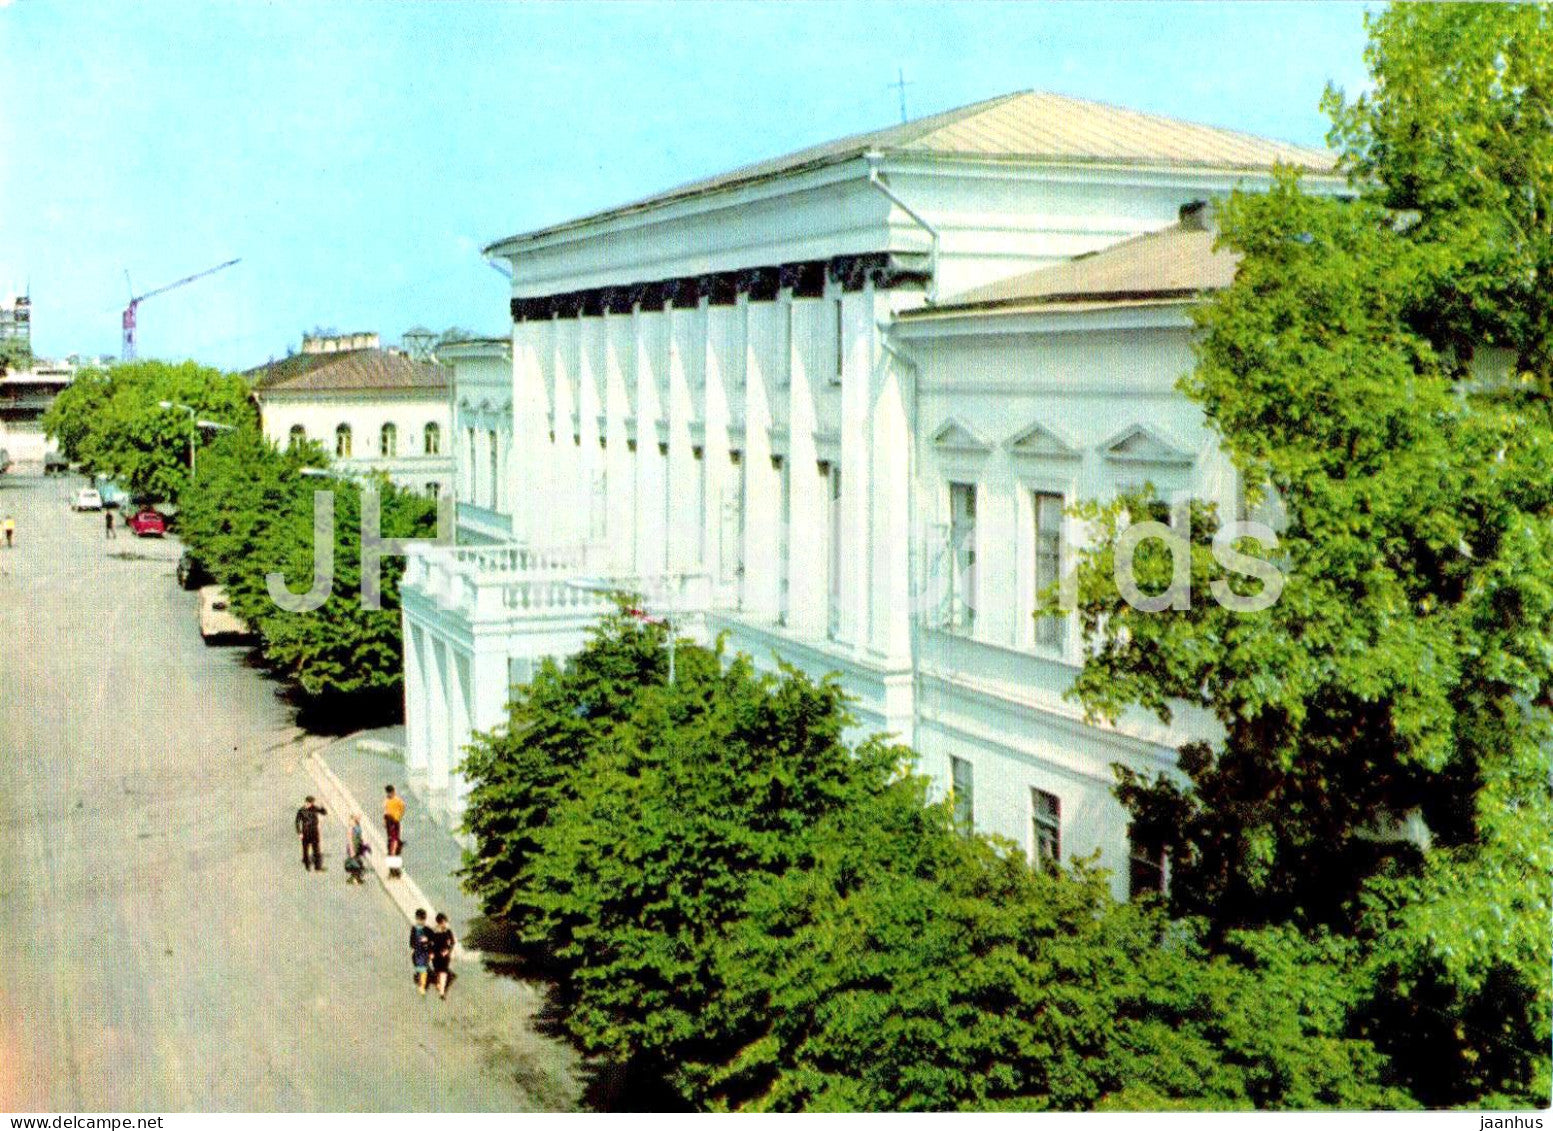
[1006,421,1080,461]
[931,419,991,456]
[1101,424,1193,467]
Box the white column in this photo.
[604,310,636,574]
[665,300,699,573]
[787,295,828,638]
[403,617,428,788]
[577,315,605,544]
[550,315,581,545]
[499,411,515,519]
[511,319,546,543]
[532,317,559,545]
[704,298,735,604]
[837,284,872,651]
[633,304,668,577]
[445,650,472,823]
[868,285,912,662]
[426,636,451,799]
[742,296,780,620]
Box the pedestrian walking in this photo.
[294,795,328,872]
[104,510,115,539]
[343,813,369,884]
[430,912,456,1001]
[409,909,434,996]
[2,514,13,548]
[383,784,406,857]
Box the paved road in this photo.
[0,475,577,1111]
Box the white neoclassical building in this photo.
[250,332,454,495]
[437,337,515,543]
[401,90,1344,895]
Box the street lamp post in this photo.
[158,400,196,478]
[157,402,234,482]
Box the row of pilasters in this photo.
[506,278,912,667]
[403,612,514,824]
[454,406,511,512]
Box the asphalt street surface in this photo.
[0,474,577,1111]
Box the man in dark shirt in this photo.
[410,909,434,995]
[294,795,327,872]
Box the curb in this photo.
[303,746,482,963]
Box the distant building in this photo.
[0,360,73,467]
[0,295,32,359]
[248,333,453,495]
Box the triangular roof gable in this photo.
[1101,424,1194,466]
[1006,421,1080,461]
[932,419,992,455]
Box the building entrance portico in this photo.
[400,541,712,825]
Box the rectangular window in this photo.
[1032,788,1061,867]
[1034,491,1065,649]
[951,756,974,833]
[949,482,977,633]
[1129,831,1169,900]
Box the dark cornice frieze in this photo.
[508,252,928,323]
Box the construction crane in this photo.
[121,258,240,360]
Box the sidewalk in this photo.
[310,725,488,948]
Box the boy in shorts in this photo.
[409,909,433,995]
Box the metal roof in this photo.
[488,90,1336,252]
[909,223,1240,319]
[247,349,448,395]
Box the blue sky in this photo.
[0,1,1374,370]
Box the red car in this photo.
[127,508,167,537]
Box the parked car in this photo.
[127,508,166,537]
[71,487,103,511]
[176,550,210,590]
[0,448,10,474]
[198,585,252,644]
[43,452,68,476]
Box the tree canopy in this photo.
[460,616,1407,1111]
[177,424,437,717]
[1066,4,1552,1107]
[41,359,255,500]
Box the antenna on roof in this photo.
[890,68,913,124]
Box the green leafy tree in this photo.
[42,359,254,499]
[1065,4,1553,1107]
[177,425,435,716]
[466,613,896,1076]
[463,618,1406,1111]
[0,336,33,376]
[696,779,1403,1112]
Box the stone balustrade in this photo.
[404,539,710,629]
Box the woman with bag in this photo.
[343,814,369,884]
